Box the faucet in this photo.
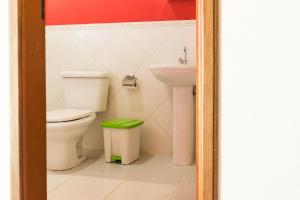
[178,46,188,64]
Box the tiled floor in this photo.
[47,153,195,200]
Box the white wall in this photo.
[0,0,11,199]
[46,20,196,154]
[221,0,300,199]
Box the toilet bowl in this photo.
[47,109,96,170]
[46,70,110,170]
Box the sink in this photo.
[149,64,195,86]
[150,64,196,166]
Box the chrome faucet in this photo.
[178,46,188,64]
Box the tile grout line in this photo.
[180,166,193,184]
[47,156,194,199]
[143,94,170,122]
[46,60,64,111]
[102,180,126,200]
[47,175,76,194]
[168,167,192,200]
[108,84,124,100]
[84,29,123,71]
[46,32,72,64]
[46,20,195,32]
[46,59,61,74]
[133,26,180,75]
[68,33,100,69]
[104,25,180,100]
[152,118,172,142]
[46,23,182,117]
[168,185,182,200]
[72,32,96,58]
[46,33,67,61]
[48,94,64,111]
[132,27,177,71]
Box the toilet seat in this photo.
[47,109,94,123]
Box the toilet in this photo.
[47,71,110,170]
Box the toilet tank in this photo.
[61,71,110,112]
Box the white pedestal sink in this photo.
[150,64,195,166]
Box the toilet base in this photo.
[47,137,88,171]
[48,154,88,171]
[47,113,97,171]
[70,154,88,170]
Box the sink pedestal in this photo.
[173,86,194,165]
[149,64,195,166]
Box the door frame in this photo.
[196,0,220,199]
[10,0,219,199]
[10,0,47,199]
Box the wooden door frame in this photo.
[196,0,219,199]
[10,0,219,199]
[10,0,47,199]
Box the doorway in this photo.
[11,0,219,199]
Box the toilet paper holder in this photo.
[122,74,138,88]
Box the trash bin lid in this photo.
[101,119,144,129]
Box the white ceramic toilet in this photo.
[47,71,109,170]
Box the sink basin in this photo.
[149,64,196,86]
[150,64,196,166]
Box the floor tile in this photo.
[78,155,190,185]
[133,154,173,166]
[48,176,121,200]
[47,174,73,192]
[126,163,190,185]
[47,155,195,200]
[105,181,177,200]
[47,158,99,176]
[171,183,195,200]
[171,167,196,200]
[78,158,136,180]
[183,166,196,185]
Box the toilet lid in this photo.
[47,109,94,123]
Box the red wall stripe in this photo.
[46,0,196,25]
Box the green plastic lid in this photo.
[101,119,144,129]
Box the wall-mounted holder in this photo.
[122,74,138,89]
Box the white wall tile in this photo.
[82,114,104,150]
[46,30,71,58]
[141,119,172,155]
[87,29,149,77]
[49,34,95,71]
[134,62,172,119]
[49,96,64,111]
[133,26,177,56]
[46,20,196,155]
[74,28,120,56]
[86,28,157,100]
[152,97,173,139]
[142,24,196,65]
[46,61,63,111]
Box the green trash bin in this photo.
[101,119,144,164]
